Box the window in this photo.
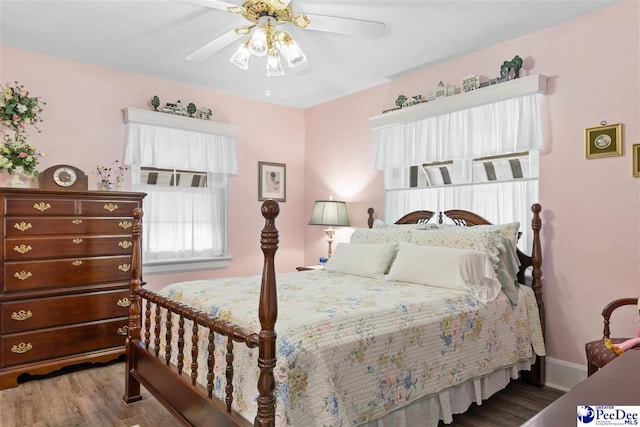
[133,168,229,274]
[124,109,238,274]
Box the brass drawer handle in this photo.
[104,203,119,212]
[117,298,131,308]
[14,271,33,280]
[117,326,128,336]
[33,202,51,212]
[13,244,32,254]
[72,238,83,244]
[13,222,32,232]
[118,220,132,230]
[118,241,132,249]
[72,260,83,266]
[118,264,131,272]
[11,310,33,321]
[11,343,32,354]
[72,219,83,225]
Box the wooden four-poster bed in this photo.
[123,201,544,426]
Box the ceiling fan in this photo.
[182,0,386,76]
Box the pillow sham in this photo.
[408,226,522,303]
[494,234,520,305]
[350,227,412,245]
[387,241,502,304]
[324,243,397,279]
[474,222,521,247]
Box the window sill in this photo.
[143,257,232,275]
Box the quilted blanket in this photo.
[154,270,544,426]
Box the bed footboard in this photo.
[123,201,280,427]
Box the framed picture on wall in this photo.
[633,144,640,177]
[585,123,622,159]
[258,162,286,202]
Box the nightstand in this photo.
[296,265,324,271]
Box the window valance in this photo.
[371,74,547,170]
[124,108,238,174]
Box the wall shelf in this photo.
[124,107,239,137]
[369,74,548,130]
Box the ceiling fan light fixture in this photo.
[235,25,253,35]
[230,40,251,70]
[282,32,306,68]
[266,52,285,77]
[292,13,311,29]
[248,26,268,57]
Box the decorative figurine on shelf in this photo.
[499,61,511,82]
[197,107,212,120]
[175,100,187,116]
[187,102,197,117]
[151,95,160,111]
[162,102,177,114]
[428,81,455,101]
[510,55,523,79]
[395,95,407,108]
[401,95,422,108]
[461,75,480,92]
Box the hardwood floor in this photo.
[0,360,563,427]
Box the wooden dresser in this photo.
[0,188,145,389]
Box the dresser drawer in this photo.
[5,235,134,260]
[79,200,140,217]
[4,198,76,216]
[1,318,128,367]
[1,289,130,333]
[5,217,134,236]
[3,256,131,292]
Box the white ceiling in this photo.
[0,0,621,109]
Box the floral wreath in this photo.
[0,81,46,175]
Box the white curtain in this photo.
[373,94,543,169]
[125,122,237,174]
[124,123,236,262]
[375,93,543,252]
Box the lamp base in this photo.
[324,227,335,258]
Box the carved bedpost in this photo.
[531,203,544,335]
[123,207,144,403]
[255,200,279,427]
[530,203,545,386]
[367,207,375,229]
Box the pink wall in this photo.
[0,45,307,288]
[1,2,638,368]
[304,2,640,365]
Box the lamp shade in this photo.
[308,200,350,226]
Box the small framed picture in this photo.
[258,162,286,202]
[585,123,622,159]
[633,144,640,177]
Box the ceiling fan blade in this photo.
[186,29,242,62]
[303,14,386,37]
[179,0,245,14]
[293,59,313,76]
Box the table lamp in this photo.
[308,198,350,259]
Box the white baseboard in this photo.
[545,357,587,391]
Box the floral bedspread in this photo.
[154,270,545,426]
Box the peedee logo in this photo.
[577,406,595,424]
[578,406,640,426]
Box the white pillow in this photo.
[324,243,397,279]
[387,241,502,304]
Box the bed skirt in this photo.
[362,358,533,427]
